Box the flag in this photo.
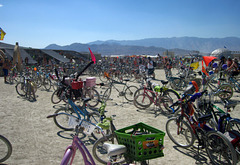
[202,60,209,76]
[190,62,199,70]
[202,56,217,66]
[88,47,96,64]
[0,28,6,40]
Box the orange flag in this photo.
[202,56,217,66]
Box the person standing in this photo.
[147,57,155,79]
[2,57,11,83]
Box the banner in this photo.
[190,62,199,70]
[88,48,96,64]
[0,28,6,40]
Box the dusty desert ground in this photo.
[1,68,240,165]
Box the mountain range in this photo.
[45,37,240,56]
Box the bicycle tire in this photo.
[159,95,175,115]
[102,87,112,101]
[83,88,100,107]
[60,148,73,165]
[217,83,233,100]
[124,85,138,102]
[15,82,26,96]
[163,89,180,110]
[99,72,108,83]
[166,117,195,148]
[134,88,155,99]
[87,111,101,140]
[226,118,240,133]
[53,108,77,131]
[51,89,62,104]
[0,135,12,163]
[43,78,52,91]
[133,93,152,109]
[206,131,237,165]
[92,134,124,164]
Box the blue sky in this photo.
[0,0,240,48]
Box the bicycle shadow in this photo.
[172,146,211,165]
[135,107,173,118]
[16,95,38,102]
[56,130,96,146]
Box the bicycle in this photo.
[166,87,237,165]
[133,78,180,115]
[201,71,233,100]
[0,135,12,163]
[47,114,104,165]
[34,69,52,91]
[15,71,37,101]
[196,94,240,161]
[102,74,138,102]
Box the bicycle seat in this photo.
[198,113,213,123]
[82,98,91,103]
[160,80,168,85]
[224,100,238,109]
[103,143,127,157]
[218,78,226,81]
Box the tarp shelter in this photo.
[4,48,37,64]
[40,49,70,63]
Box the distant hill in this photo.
[44,37,240,56]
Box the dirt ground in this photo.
[1,68,240,165]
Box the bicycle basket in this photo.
[115,122,165,161]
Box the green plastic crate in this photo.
[115,122,165,161]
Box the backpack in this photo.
[153,61,157,67]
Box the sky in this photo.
[0,0,240,49]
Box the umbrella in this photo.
[13,42,22,71]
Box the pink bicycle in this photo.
[47,115,104,165]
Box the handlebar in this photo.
[169,90,208,108]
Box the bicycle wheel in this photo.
[43,78,52,91]
[87,111,101,140]
[92,134,124,164]
[134,88,154,99]
[51,89,63,104]
[163,89,180,110]
[15,82,26,96]
[166,117,195,148]
[217,83,233,100]
[133,93,152,109]
[35,76,42,88]
[83,88,100,108]
[99,72,108,83]
[159,96,174,115]
[206,131,237,165]
[0,135,12,163]
[102,87,112,101]
[53,108,78,131]
[124,85,138,102]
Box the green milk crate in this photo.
[115,122,165,162]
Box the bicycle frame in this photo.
[66,98,99,125]
[61,135,96,165]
